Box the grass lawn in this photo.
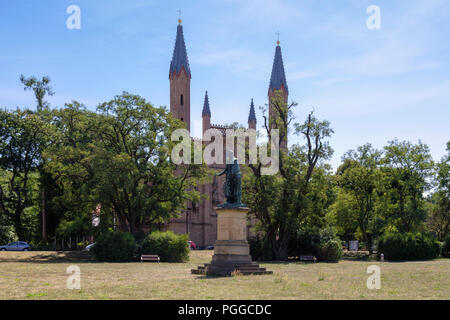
[0,250,448,300]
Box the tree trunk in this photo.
[42,188,47,243]
[13,210,26,241]
[271,236,289,261]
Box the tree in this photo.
[326,188,359,242]
[0,109,52,241]
[43,102,101,240]
[20,75,54,112]
[243,90,334,260]
[337,144,383,252]
[382,139,434,233]
[426,142,450,240]
[89,92,206,234]
[20,74,55,242]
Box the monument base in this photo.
[191,206,272,276]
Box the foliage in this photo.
[43,93,208,236]
[243,90,334,260]
[377,232,441,261]
[426,142,450,241]
[442,234,450,258]
[382,139,434,233]
[141,231,189,262]
[20,74,54,111]
[0,109,52,241]
[248,235,273,261]
[91,231,137,262]
[288,227,342,262]
[334,144,383,252]
[317,239,342,262]
[325,189,359,241]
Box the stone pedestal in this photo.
[191,206,272,276]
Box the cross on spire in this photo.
[276,31,280,45]
[177,9,182,24]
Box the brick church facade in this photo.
[161,19,289,247]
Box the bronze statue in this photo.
[216,151,243,208]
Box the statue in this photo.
[216,150,243,208]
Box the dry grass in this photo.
[0,251,448,300]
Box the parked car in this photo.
[206,246,214,250]
[0,241,31,251]
[188,241,197,250]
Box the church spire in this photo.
[169,19,191,132]
[169,20,191,78]
[268,42,288,95]
[248,99,256,123]
[202,91,211,117]
[248,98,256,130]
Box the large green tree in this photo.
[0,109,52,241]
[426,142,450,240]
[382,139,434,233]
[44,93,207,235]
[243,90,334,260]
[334,144,383,253]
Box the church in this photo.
[162,18,289,247]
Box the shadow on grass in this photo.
[0,251,96,264]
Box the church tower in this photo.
[268,39,288,149]
[169,18,191,132]
[202,91,211,134]
[248,98,256,130]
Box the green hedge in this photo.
[378,232,441,261]
[92,231,137,262]
[141,231,189,262]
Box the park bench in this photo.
[299,255,317,263]
[140,254,160,263]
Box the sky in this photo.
[0,0,449,170]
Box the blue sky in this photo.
[1,0,449,170]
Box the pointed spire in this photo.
[202,91,211,117]
[169,22,191,78]
[248,98,256,123]
[269,43,288,95]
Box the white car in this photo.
[84,243,96,251]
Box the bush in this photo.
[30,241,56,251]
[317,239,342,262]
[248,235,272,261]
[289,227,343,262]
[141,231,189,262]
[378,232,441,261]
[442,235,450,258]
[92,231,137,262]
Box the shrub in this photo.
[289,227,343,262]
[441,235,450,258]
[378,232,441,261]
[317,239,343,262]
[92,231,137,262]
[141,231,189,262]
[248,235,272,261]
[30,241,56,251]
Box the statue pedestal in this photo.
[192,206,272,276]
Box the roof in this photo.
[169,24,191,78]
[202,91,211,117]
[269,45,288,94]
[248,98,256,123]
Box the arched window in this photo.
[180,94,184,106]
